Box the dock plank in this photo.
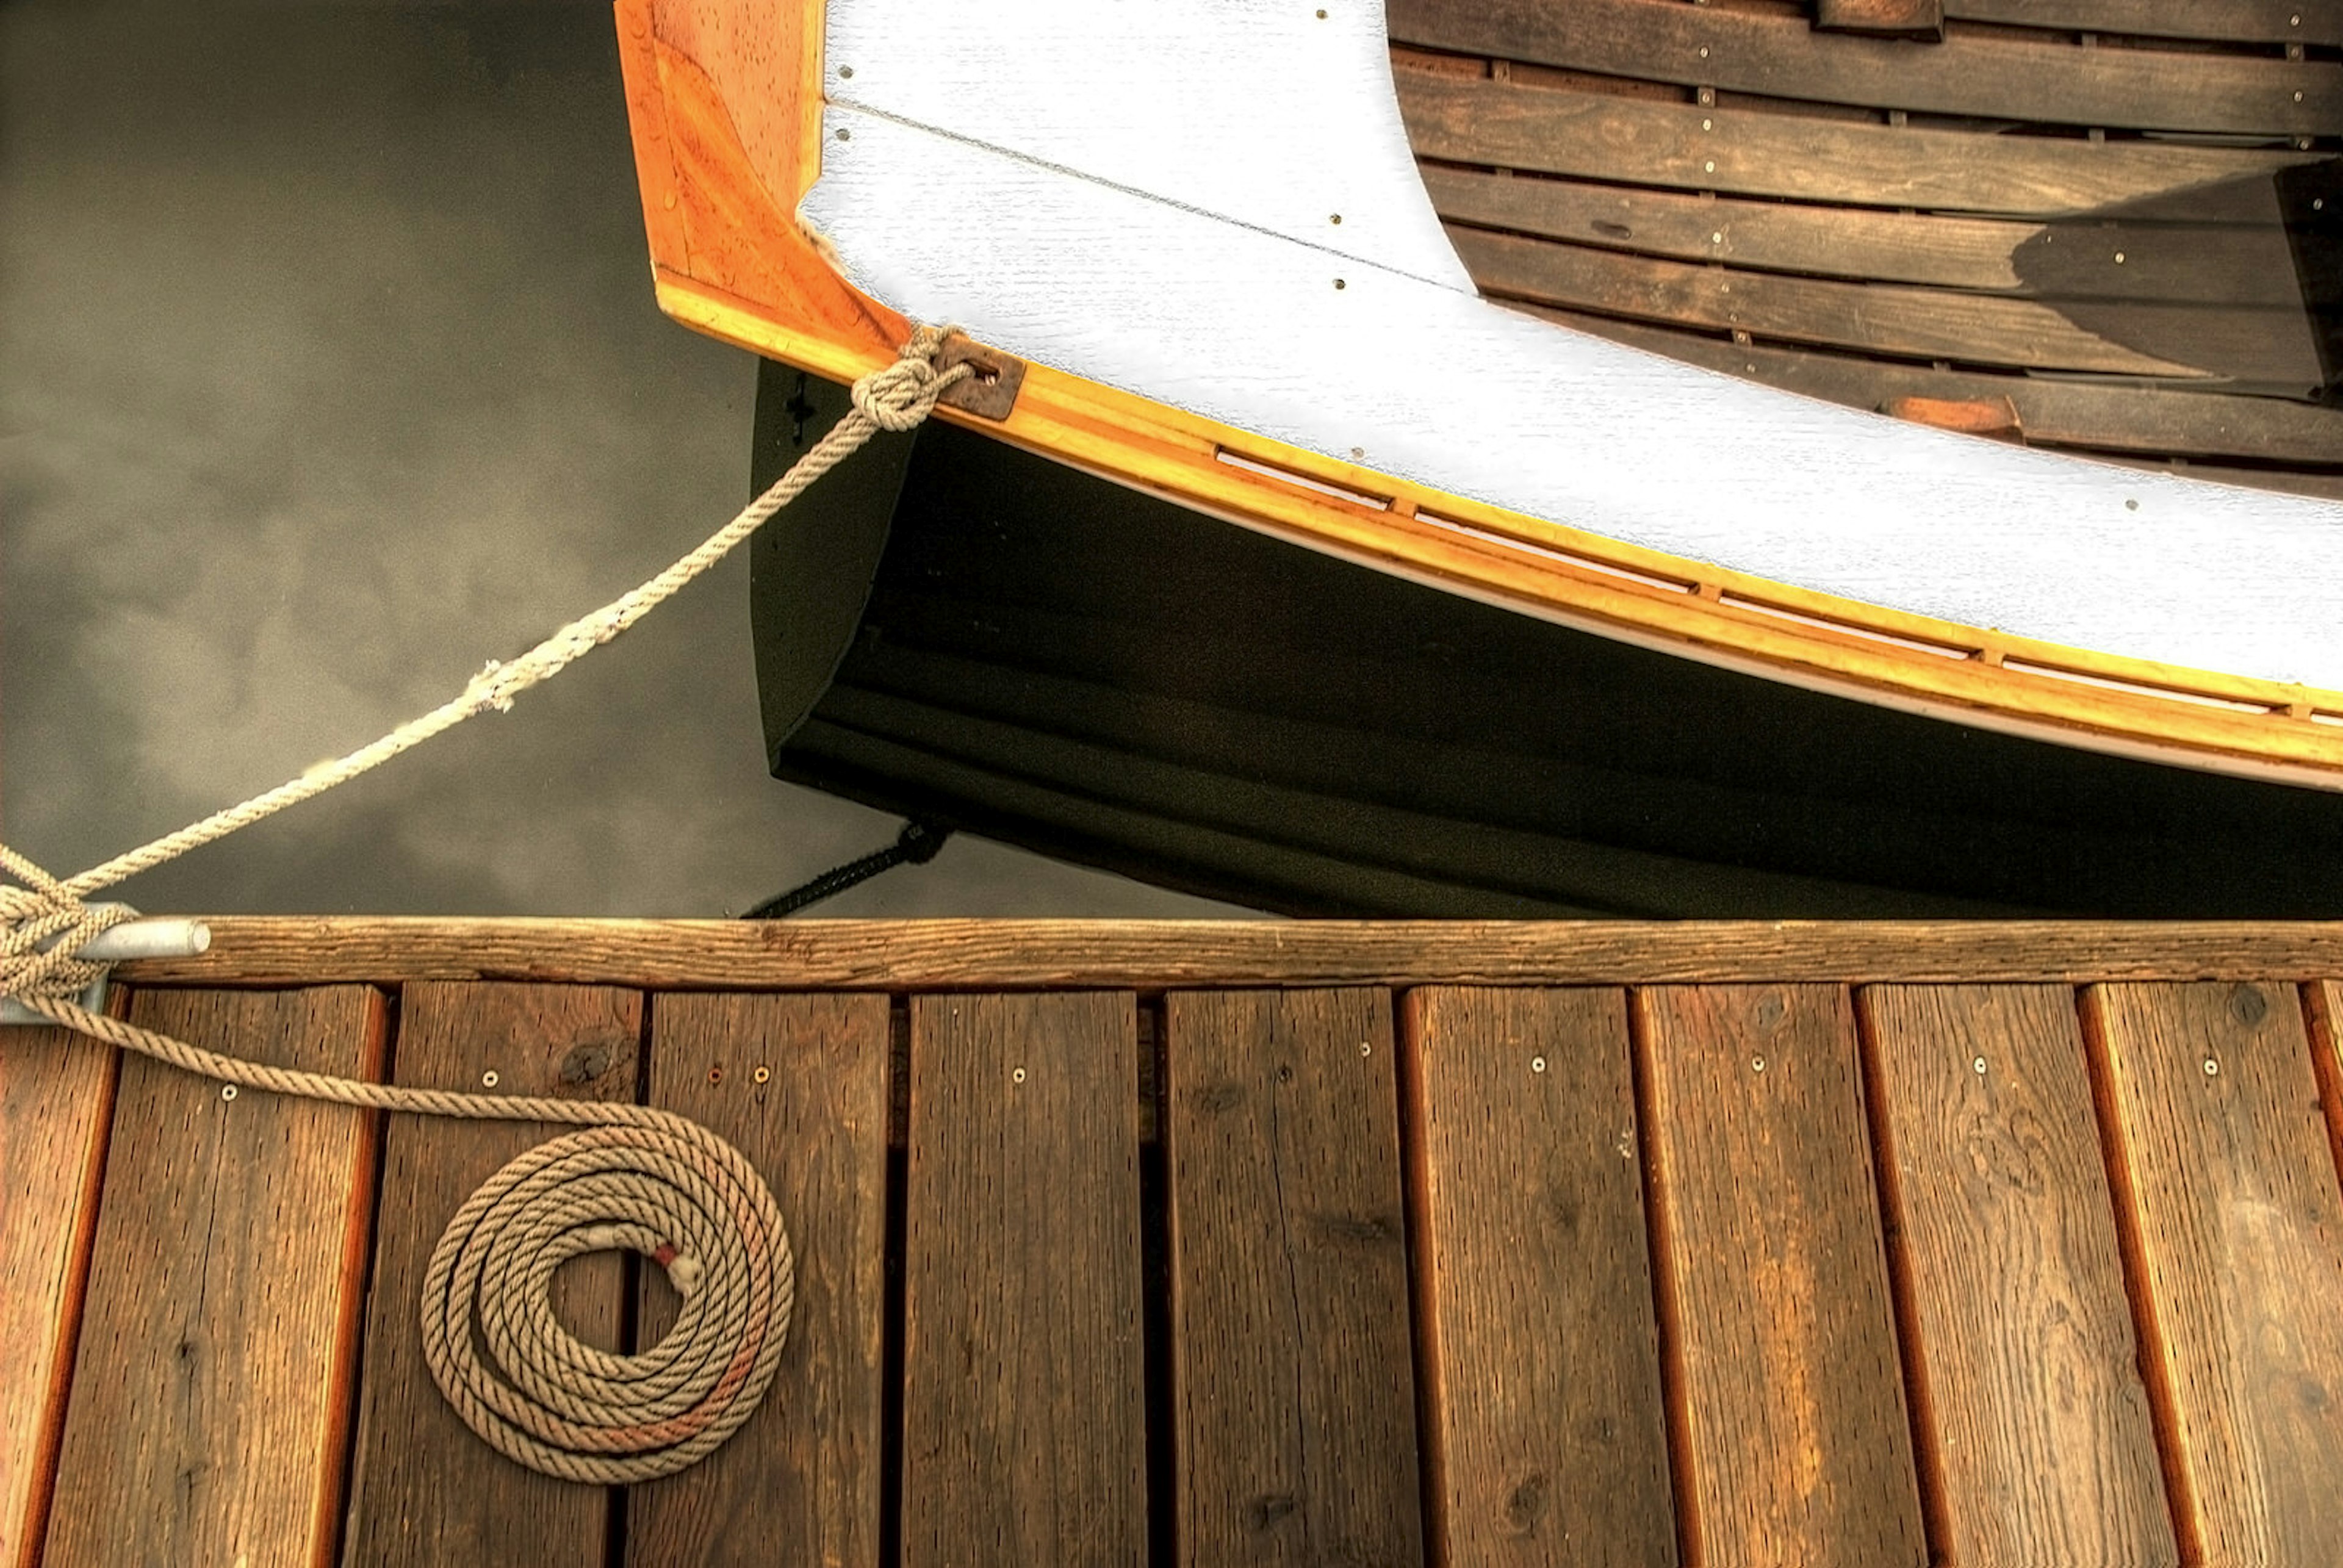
[1635,985,1926,1568]
[45,987,386,1568]
[0,1024,115,1568]
[342,982,642,1568]
[1403,987,1674,1567]
[1860,985,2173,1568]
[2084,982,2343,1567]
[624,993,890,1568]
[1395,71,2311,218]
[1951,0,2343,49]
[1389,0,2338,137]
[901,993,1146,1566]
[1164,990,1421,1565]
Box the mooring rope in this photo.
[0,326,969,1483]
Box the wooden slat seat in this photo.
[1391,2,2343,496]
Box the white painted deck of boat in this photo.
[805,0,2343,696]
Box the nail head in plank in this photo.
[1164,990,1422,1565]
[45,987,386,1568]
[624,993,890,1567]
[1636,985,1926,1568]
[901,993,1146,1567]
[342,982,641,1567]
[0,1023,116,1568]
[1405,988,1675,1567]
[1861,985,2173,1568]
[2084,982,2343,1567]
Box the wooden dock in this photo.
[6,919,2343,1566]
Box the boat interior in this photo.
[1386,0,2343,500]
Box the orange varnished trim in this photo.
[613,0,2343,785]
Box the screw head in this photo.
[1751,1055,1767,1073]
[481,1071,500,1089]
[2203,1057,2220,1077]
[1359,1041,1372,1056]
[220,1084,238,1101]
[1973,1056,1988,1075]
[753,1065,772,1085]
[1012,1066,1027,1084]
[1531,1055,1549,1073]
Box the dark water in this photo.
[0,1,1246,917]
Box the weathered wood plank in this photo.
[0,1024,115,1568]
[1425,167,2036,291]
[46,988,386,1568]
[901,994,1146,1566]
[2084,982,2343,1567]
[1164,990,1421,1564]
[1860,985,2174,1568]
[624,993,890,1567]
[116,918,2343,990]
[1395,71,2311,218]
[1635,985,1926,1568]
[342,982,642,1567]
[1425,167,2305,307]
[1531,307,2343,465]
[2313,981,2343,1189]
[1951,0,2343,48]
[1388,0,2338,136]
[1449,224,2210,375]
[1404,987,1675,1567]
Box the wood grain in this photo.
[1538,308,2343,467]
[1950,0,2343,48]
[1404,988,1674,1567]
[1860,985,2174,1568]
[1388,0,2338,137]
[624,993,891,1567]
[901,993,1146,1566]
[1423,167,2035,292]
[1395,71,2309,218]
[341,982,642,1567]
[1450,225,2206,376]
[0,1023,115,1568]
[1635,985,1926,1568]
[2084,982,2343,1567]
[44,987,386,1568]
[1163,990,1422,1564]
[118,917,2343,990]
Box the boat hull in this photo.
[754,367,2343,918]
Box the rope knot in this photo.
[0,846,132,1015]
[848,325,968,433]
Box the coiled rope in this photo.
[0,327,969,1482]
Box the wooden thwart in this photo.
[1404,987,1675,1566]
[1389,0,2338,137]
[1395,71,2311,219]
[1164,990,1423,1564]
[44,988,386,1568]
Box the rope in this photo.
[742,818,954,919]
[0,327,969,1482]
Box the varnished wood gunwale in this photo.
[613,0,2343,788]
[115,917,2343,990]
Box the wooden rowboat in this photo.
[619,0,2343,915]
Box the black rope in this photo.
[740,819,954,919]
